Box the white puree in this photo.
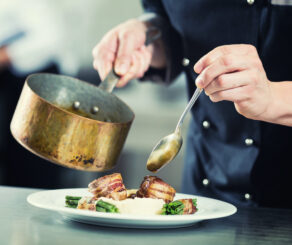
[99,197,165,215]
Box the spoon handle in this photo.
[175,88,202,133]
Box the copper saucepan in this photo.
[10,73,134,171]
[10,28,161,172]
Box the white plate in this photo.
[27,188,237,229]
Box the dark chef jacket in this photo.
[142,0,292,208]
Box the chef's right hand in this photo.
[92,19,154,87]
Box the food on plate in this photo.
[162,199,197,215]
[66,196,119,213]
[88,173,127,201]
[180,199,198,214]
[136,176,176,203]
[65,173,198,215]
[126,189,138,199]
[98,197,165,215]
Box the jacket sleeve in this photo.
[139,0,184,85]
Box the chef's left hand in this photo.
[0,46,10,69]
[194,44,273,120]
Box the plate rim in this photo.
[27,188,237,222]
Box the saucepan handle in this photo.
[99,27,161,93]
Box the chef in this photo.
[92,0,292,208]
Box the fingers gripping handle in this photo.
[99,27,161,93]
[98,69,120,94]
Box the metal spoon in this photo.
[146,87,202,172]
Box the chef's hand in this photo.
[0,46,10,69]
[194,44,273,120]
[92,19,165,87]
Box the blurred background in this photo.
[0,0,189,191]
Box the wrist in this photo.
[261,81,292,126]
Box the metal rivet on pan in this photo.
[91,106,99,114]
[73,101,80,109]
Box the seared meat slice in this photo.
[178,199,197,215]
[136,176,176,203]
[127,189,138,199]
[77,197,98,211]
[88,173,127,201]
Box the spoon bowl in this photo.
[146,87,202,172]
[146,131,182,172]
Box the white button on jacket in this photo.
[245,138,254,146]
[202,120,210,129]
[245,193,251,200]
[202,178,209,186]
[182,58,190,66]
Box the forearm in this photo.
[138,13,184,84]
[147,33,166,69]
[138,14,167,69]
[263,81,292,126]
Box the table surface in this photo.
[1,186,292,245]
